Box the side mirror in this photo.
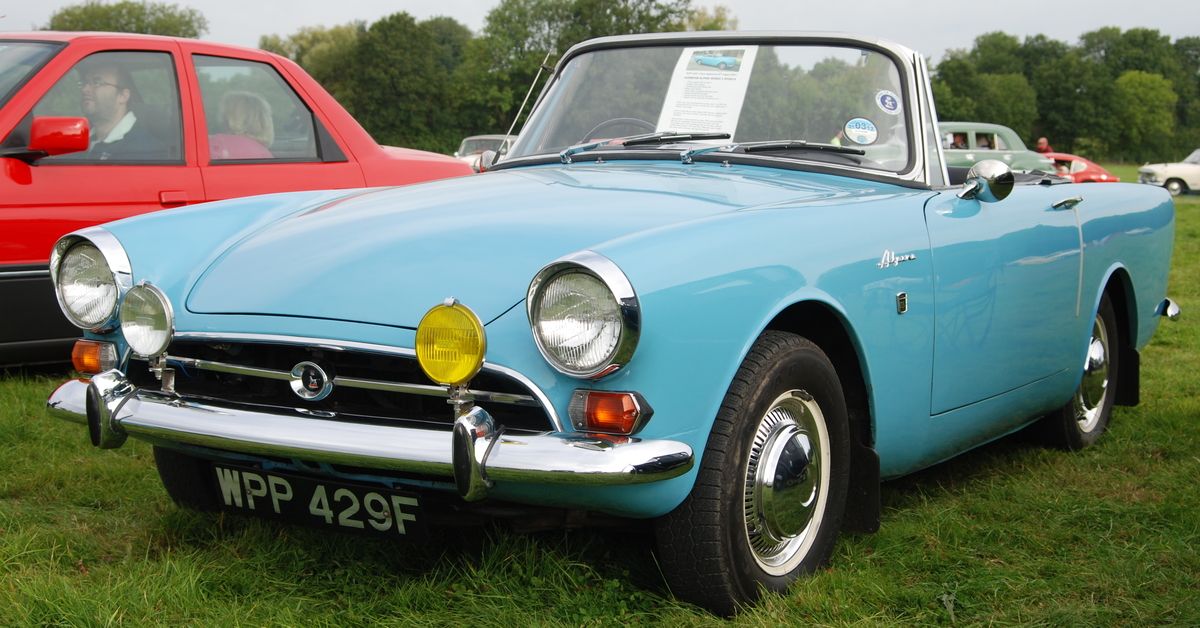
[31,117,90,156]
[0,117,90,164]
[957,159,1014,203]
[478,149,498,172]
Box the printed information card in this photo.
[656,46,758,139]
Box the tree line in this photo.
[933,29,1199,162]
[46,1,1196,162]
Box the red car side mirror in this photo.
[0,116,90,164]
[29,116,90,156]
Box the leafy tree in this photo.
[973,73,1037,139]
[260,23,364,104]
[930,80,975,121]
[687,5,738,30]
[1109,70,1177,162]
[968,32,1023,75]
[457,0,731,134]
[1029,51,1111,153]
[44,0,208,38]
[931,52,979,121]
[1016,34,1068,77]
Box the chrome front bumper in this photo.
[47,372,694,502]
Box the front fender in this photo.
[580,187,939,485]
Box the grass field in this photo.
[2,175,1197,624]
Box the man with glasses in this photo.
[78,60,164,160]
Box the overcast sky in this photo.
[2,0,1197,61]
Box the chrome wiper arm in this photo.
[559,139,613,164]
[679,143,738,164]
[739,140,865,156]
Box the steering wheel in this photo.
[578,117,656,143]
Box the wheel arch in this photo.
[763,300,880,532]
[1098,265,1140,406]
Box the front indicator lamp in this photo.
[120,282,174,358]
[568,390,654,434]
[416,299,486,386]
[72,340,118,374]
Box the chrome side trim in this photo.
[171,332,561,428]
[0,269,51,279]
[167,354,541,407]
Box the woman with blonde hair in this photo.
[209,91,274,159]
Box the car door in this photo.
[181,44,365,201]
[0,38,203,358]
[923,184,1083,417]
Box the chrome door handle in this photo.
[1052,196,1082,210]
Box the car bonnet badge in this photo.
[290,361,333,401]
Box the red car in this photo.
[0,32,472,365]
[1044,151,1119,183]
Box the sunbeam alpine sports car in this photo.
[47,32,1179,615]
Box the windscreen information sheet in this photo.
[656,46,758,138]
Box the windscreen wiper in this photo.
[558,131,731,163]
[734,140,867,165]
[621,131,731,147]
[738,140,866,156]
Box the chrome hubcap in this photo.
[1073,315,1109,433]
[742,390,830,575]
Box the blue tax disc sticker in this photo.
[875,90,901,115]
[843,117,878,145]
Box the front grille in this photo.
[125,339,554,433]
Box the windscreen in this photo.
[0,42,60,109]
[509,43,911,172]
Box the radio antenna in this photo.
[504,51,554,141]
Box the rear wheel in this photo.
[654,331,849,615]
[1037,295,1120,450]
[153,446,219,511]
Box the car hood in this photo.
[186,162,887,328]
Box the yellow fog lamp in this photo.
[415,299,487,386]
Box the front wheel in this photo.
[654,331,850,615]
[1165,179,1187,196]
[1037,295,1120,450]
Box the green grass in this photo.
[3,186,1198,624]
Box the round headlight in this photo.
[416,300,486,386]
[120,283,174,358]
[528,252,639,379]
[55,241,119,329]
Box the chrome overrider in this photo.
[47,371,695,502]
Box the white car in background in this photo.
[1138,149,1200,195]
[453,134,515,171]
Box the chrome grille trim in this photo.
[167,354,540,407]
[170,332,561,428]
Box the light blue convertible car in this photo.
[47,32,1178,614]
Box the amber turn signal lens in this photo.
[72,340,117,374]
[568,390,653,434]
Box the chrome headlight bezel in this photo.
[119,281,175,358]
[49,228,133,331]
[527,251,640,379]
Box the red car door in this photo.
[181,42,365,201]
[0,35,204,363]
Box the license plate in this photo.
[211,464,426,539]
